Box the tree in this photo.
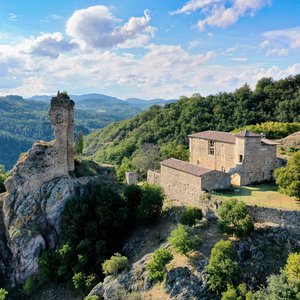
[117,157,134,182]
[75,131,84,156]
[180,207,203,226]
[147,248,173,282]
[275,151,300,200]
[102,253,128,276]
[137,184,164,222]
[132,143,161,177]
[207,240,240,294]
[168,224,201,255]
[285,252,300,288]
[217,199,254,237]
[72,272,97,296]
[0,165,7,193]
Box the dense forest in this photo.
[84,75,300,170]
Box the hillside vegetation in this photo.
[84,75,300,168]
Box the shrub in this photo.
[207,240,240,294]
[72,272,97,295]
[123,184,143,212]
[180,207,203,226]
[217,199,254,237]
[0,289,8,300]
[285,252,300,287]
[147,248,173,282]
[102,253,128,276]
[275,151,300,200]
[137,184,164,222]
[84,296,99,300]
[168,224,201,255]
[23,277,36,295]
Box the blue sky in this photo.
[0,0,300,99]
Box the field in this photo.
[212,183,299,210]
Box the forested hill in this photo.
[84,75,300,166]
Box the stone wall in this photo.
[189,138,235,172]
[247,206,300,229]
[159,165,203,206]
[201,171,230,192]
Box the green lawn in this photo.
[212,183,299,210]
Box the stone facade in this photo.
[49,92,75,173]
[148,158,230,207]
[126,172,138,185]
[189,130,279,186]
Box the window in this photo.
[239,155,243,163]
[221,166,225,172]
[208,140,215,155]
[197,160,200,165]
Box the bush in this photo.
[168,224,201,255]
[102,253,128,276]
[180,207,203,226]
[84,296,99,300]
[217,199,254,237]
[275,151,300,200]
[147,248,173,282]
[123,184,143,212]
[0,289,8,300]
[207,240,240,294]
[23,277,36,295]
[137,184,164,222]
[72,272,97,295]
[285,252,300,287]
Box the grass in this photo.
[212,182,300,210]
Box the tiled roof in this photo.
[188,130,236,144]
[161,158,214,177]
[261,138,281,145]
[235,130,261,138]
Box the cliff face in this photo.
[0,93,92,283]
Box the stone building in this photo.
[189,130,279,186]
[148,129,280,204]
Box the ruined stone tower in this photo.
[49,92,75,173]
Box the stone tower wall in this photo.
[49,93,75,173]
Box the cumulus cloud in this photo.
[22,32,77,58]
[260,26,300,56]
[171,0,271,30]
[66,5,154,49]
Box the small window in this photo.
[239,155,243,163]
[197,160,200,165]
[221,166,225,172]
[208,140,215,155]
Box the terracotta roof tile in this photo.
[161,158,214,177]
[188,130,236,144]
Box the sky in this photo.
[0,0,300,99]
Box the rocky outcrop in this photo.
[1,174,97,283]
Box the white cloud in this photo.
[171,0,271,30]
[66,6,154,49]
[261,26,300,56]
[170,0,220,15]
[7,13,18,22]
[22,32,77,58]
[188,39,201,49]
[231,57,248,62]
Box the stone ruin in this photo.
[5,92,75,194]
